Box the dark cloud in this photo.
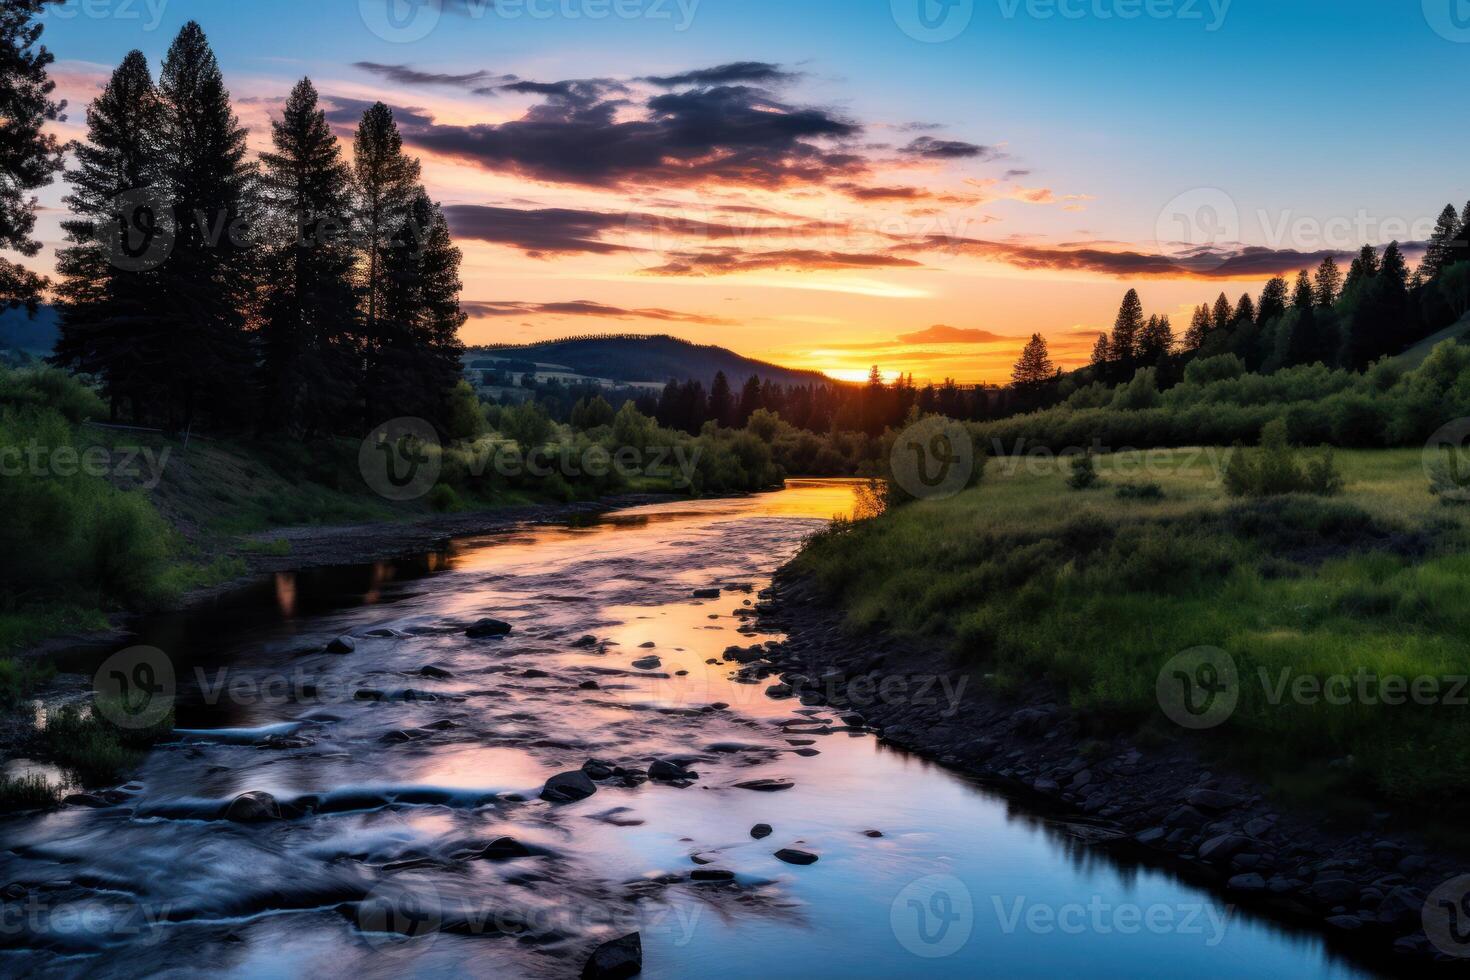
[353,61,513,90]
[899,235,1414,280]
[323,96,434,131]
[400,76,864,189]
[897,325,1018,344]
[836,183,933,201]
[463,300,734,325]
[644,247,924,276]
[443,203,846,257]
[641,62,797,88]
[903,137,998,160]
[1003,168,1032,179]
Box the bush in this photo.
[0,772,59,813]
[1067,452,1100,490]
[38,702,173,787]
[1115,481,1164,501]
[428,483,462,513]
[1224,420,1344,498]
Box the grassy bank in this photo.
[794,445,1470,812]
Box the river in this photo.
[1,480,1376,978]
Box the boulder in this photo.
[223,791,282,823]
[774,848,819,866]
[648,759,695,782]
[750,823,773,839]
[692,589,722,599]
[691,869,735,882]
[1185,788,1247,812]
[581,932,642,980]
[1227,873,1267,893]
[418,665,453,679]
[734,778,794,792]
[632,656,662,671]
[326,636,355,654]
[466,618,513,639]
[479,836,532,860]
[572,635,599,648]
[1198,834,1254,862]
[541,771,597,804]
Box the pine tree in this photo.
[1343,244,1379,298]
[1211,293,1233,332]
[1286,270,1319,367]
[1422,204,1462,281]
[1256,276,1290,324]
[1089,332,1110,366]
[1011,333,1054,388]
[1313,255,1342,308]
[1234,294,1256,325]
[738,374,764,427]
[1184,303,1211,349]
[369,189,466,426]
[0,0,65,310]
[258,77,360,434]
[154,21,257,430]
[708,370,733,426]
[51,50,164,420]
[1137,314,1174,362]
[353,102,421,356]
[1110,289,1144,363]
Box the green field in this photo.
[796,446,1470,815]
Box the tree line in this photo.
[46,21,466,436]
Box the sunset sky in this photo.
[28,0,1470,383]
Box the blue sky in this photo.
[30,0,1470,380]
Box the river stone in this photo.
[572,634,599,648]
[418,665,453,679]
[691,869,735,882]
[648,759,695,782]
[692,589,722,599]
[223,791,282,823]
[638,641,656,648]
[480,836,532,860]
[541,771,597,804]
[632,656,662,670]
[1227,873,1267,893]
[1198,834,1253,862]
[1185,788,1247,811]
[466,618,513,638]
[751,823,773,839]
[774,848,819,866]
[734,778,794,792]
[326,636,355,654]
[581,932,641,979]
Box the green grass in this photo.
[0,772,61,814]
[37,703,174,787]
[797,447,1470,810]
[0,656,56,709]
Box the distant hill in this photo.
[0,304,59,354]
[465,334,841,389]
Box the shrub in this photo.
[428,483,462,513]
[1115,481,1164,501]
[1224,420,1344,498]
[1067,451,1100,490]
[0,656,54,710]
[0,773,59,814]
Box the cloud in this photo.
[643,248,924,276]
[443,203,847,256]
[1003,168,1032,179]
[353,62,513,90]
[462,300,734,325]
[897,325,1019,344]
[323,95,435,131]
[902,137,999,161]
[641,62,797,87]
[381,65,866,189]
[899,235,1401,280]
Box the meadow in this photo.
[795,444,1470,814]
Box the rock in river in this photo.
[692,588,722,599]
[750,823,773,839]
[648,759,696,782]
[541,770,598,804]
[582,932,642,979]
[223,790,283,823]
[479,836,533,860]
[632,656,662,671]
[466,618,513,639]
[325,635,355,654]
[774,848,819,866]
[734,778,794,793]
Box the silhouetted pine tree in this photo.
[707,370,733,426]
[1211,293,1233,332]
[52,50,164,420]
[1422,204,1462,281]
[1011,333,1054,388]
[258,77,360,434]
[1286,270,1319,366]
[1137,314,1174,363]
[1183,303,1211,350]
[1313,255,1342,308]
[352,101,421,364]
[154,21,257,430]
[0,0,65,311]
[1109,289,1144,365]
[1256,276,1290,324]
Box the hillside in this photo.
[466,334,841,389]
[1387,312,1470,371]
[0,305,59,355]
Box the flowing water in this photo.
[2,480,1376,978]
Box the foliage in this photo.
[1067,452,1100,490]
[1222,420,1343,498]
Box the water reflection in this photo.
[1,481,1378,978]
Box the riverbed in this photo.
[1,480,1375,978]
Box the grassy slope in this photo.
[1387,312,1470,371]
[795,448,1470,810]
